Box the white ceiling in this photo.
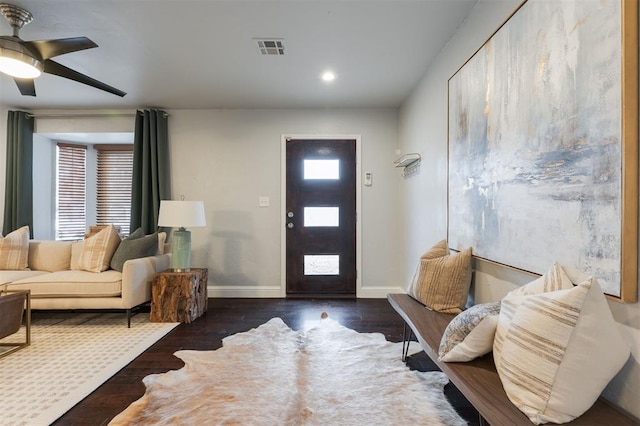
[0,0,478,110]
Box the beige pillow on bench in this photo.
[495,277,629,424]
[438,301,501,362]
[407,240,472,314]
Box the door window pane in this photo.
[304,159,339,180]
[304,255,340,275]
[304,207,339,227]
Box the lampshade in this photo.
[158,201,206,228]
[0,37,43,78]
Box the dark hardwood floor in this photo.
[52,298,479,425]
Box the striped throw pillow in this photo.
[78,225,122,272]
[406,239,449,296]
[0,226,30,270]
[493,262,574,369]
[407,246,472,314]
[496,278,630,424]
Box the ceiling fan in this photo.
[0,2,125,97]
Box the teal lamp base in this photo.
[171,227,191,272]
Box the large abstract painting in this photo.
[448,0,638,301]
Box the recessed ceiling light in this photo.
[321,71,336,82]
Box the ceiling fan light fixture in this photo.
[0,38,42,78]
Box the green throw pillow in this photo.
[110,228,158,272]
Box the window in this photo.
[303,159,340,180]
[96,144,133,236]
[56,143,87,240]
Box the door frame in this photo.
[280,134,362,297]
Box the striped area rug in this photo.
[0,312,178,426]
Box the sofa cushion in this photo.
[0,270,49,285]
[110,228,159,272]
[70,240,84,270]
[7,270,123,298]
[78,225,121,272]
[28,240,73,272]
[0,226,30,270]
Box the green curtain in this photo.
[3,111,33,236]
[130,109,171,234]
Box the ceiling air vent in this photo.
[255,39,285,56]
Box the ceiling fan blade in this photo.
[25,37,98,60]
[43,59,126,97]
[14,77,36,96]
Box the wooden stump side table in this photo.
[150,268,208,323]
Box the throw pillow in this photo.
[438,301,501,362]
[407,246,472,314]
[496,278,630,424]
[493,262,575,369]
[157,231,167,255]
[406,239,450,297]
[78,225,121,272]
[110,229,159,272]
[0,226,30,270]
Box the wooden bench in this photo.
[387,293,639,426]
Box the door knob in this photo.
[287,211,294,218]
[287,223,294,229]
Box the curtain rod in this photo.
[25,111,169,119]
[25,113,136,119]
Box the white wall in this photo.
[398,0,639,417]
[169,108,400,297]
[0,108,400,298]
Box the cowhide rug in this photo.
[110,316,467,425]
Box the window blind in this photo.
[56,143,87,240]
[96,144,133,236]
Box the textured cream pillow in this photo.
[407,246,472,314]
[157,231,167,255]
[0,226,30,270]
[28,240,72,272]
[438,301,501,362]
[493,262,575,369]
[78,225,121,272]
[496,278,630,424]
[406,240,449,297]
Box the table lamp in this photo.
[157,200,206,272]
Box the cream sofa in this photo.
[0,230,170,327]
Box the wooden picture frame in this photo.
[447,0,638,302]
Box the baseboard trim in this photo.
[207,286,282,298]
[207,286,405,299]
